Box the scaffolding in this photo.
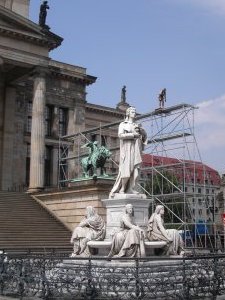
[59,103,221,251]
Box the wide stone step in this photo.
[0,192,71,251]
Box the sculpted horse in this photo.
[81,142,112,178]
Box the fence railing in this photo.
[1,253,225,299]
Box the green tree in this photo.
[144,170,183,225]
[144,170,179,195]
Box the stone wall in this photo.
[0,0,30,18]
[0,77,4,188]
[34,179,114,231]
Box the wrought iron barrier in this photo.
[0,253,225,299]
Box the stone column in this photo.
[1,86,16,190]
[0,74,5,189]
[28,68,47,193]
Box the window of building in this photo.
[27,101,32,114]
[26,116,32,133]
[101,135,107,146]
[90,134,97,142]
[206,189,209,194]
[45,146,52,186]
[198,188,201,193]
[59,107,68,136]
[26,143,30,186]
[45,105,53,136]
[198,198,202,205]
[26,101,33,133]
[199,209,202,216]
[192,209,195,214]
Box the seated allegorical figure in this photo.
[108,204,145,258]
[70,206,106,257]
[147,205,184,255]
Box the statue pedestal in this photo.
[102,195,153,239]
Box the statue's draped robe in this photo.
[108,214,145,258]
[110,121,143,196]
[147,214,183,255]
[71,213,105,256]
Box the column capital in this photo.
[32,66,50,78]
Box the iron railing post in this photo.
[182,256,190,300]
[18,259,25,300]
[0,253,4,296]
[85,257,97,300]
[212,256,219,300]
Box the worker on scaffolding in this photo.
[158,88,166,109]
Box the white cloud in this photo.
[196,95,225,126]
[179,0,225,16]
[195,94,225,172]
[198,0,225,15]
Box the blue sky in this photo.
[29,1,225,173]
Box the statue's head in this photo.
[155,205,164,215]
[125,106,136,120]
[125,204,134,216]
[86,206,96,218]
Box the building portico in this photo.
[0,2,99,191]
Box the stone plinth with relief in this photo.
[102,194,152,239]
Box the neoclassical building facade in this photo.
[0,0,127,192]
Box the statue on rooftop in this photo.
[147,205,184,255]
[109,106,147,198]
[158,88,166,109]
[39,1,49,28]
[108,204,145,257]
[121,85,126,103]
[70,206,106,257]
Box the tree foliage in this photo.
[144,170,179,195]
[144,170,183,224]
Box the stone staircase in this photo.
[0,191,72,254]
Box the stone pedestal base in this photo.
[102,196,153,239]
[27,187,44,194]
[112,193,147,199]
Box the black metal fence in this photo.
[1,253,225,300]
